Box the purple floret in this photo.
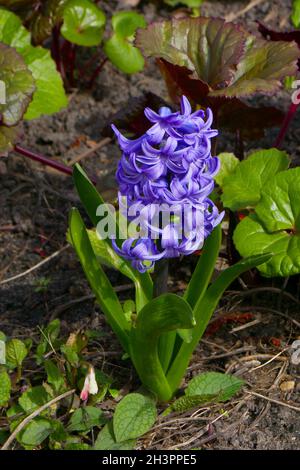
[111,96,224,272]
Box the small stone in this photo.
[280,380,295,392]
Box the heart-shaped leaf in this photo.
[234,168,300,277]
[113,393,157,442]
[18,418,53,447]
[67,406,106,432]
[221,149,290,211]
[94,422,136,450]
[104,11,146,74]
[6,338,28,370]
[61,0,106,47]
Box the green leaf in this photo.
[73,164,153,311]
[18,418,53,447]
[214,152,239,187]
[113,393,157,442]
[0,369,11,406]
[0,7,31,48]
[19,386,51,413]
[111,11,146,38]
[60,344,79,366]
[130,294,195,401]
[94,421,135,450]
[167,252,271,393]
[69,207,130,352]
[22,46,68,120]
[186,372,244,401]
[45,360,65,392]
[292,0,300,28]
[136,17,299,99]
[67,406,106,432]
[165,0,203,6]
[6,339,28,369]
[164,393,218,415]
[221,149,290,211]
[104,35,145,74]
[61,0,106,46]
[0,42,35,127]
[104,11,145,74]
[234,168,300,277]
[0,9,67,120]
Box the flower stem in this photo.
[14,145,97,184]
[275,102,299,148]
[153,258,169,298]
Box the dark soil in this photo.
[1,0,300,450]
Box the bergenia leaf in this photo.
[214,153,239,187]
[136,17,299,99]
[111,11,146,38]
[210,37,299,98]
[21,46,68,120]
[221,149,290,211]
[61,0,106,47]
[104,11,146,74]
[0,10,67,120]
[0,42,35,126]
[234,168,300,277]
[136,17,246,91]
[0,0,67,45]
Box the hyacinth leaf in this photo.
[167,253,272,393]
[0,9,67,120]
[186,372,244,401]
[72,164,153,310]
[177,225,222,344]
[130,294,195,401]
[104,11,146,74]
[136,17,299,99]
[214,153,239,187]
[61,0,106,47]
[0,43,35,126]
[69,207,130,352]
[221,149,290,211]
[234,168,300,277]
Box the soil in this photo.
[1,0,300,450]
